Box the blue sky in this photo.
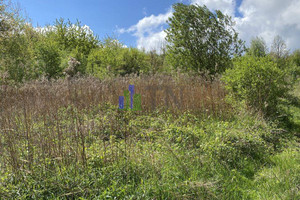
[16,0,185,47]
[13,0,300,52]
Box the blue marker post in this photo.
[119,84,141,111]
[119,96,124,109]
[128,85,134,109]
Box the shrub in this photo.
[222,56,290,117]
[86,39,125,76]
[118,48,150,75]
[36,40,63,79]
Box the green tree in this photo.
[35,39,63,79]
[165,3,245,76]
[39,18,100,75]
[289,49,300,80]
[86,37,125,76]
[87,38,151,77]
[0,0,20,41]
[291,49,300,67]
[147,50,166,73]
[118,48,150,75]
[53,18,99,55]
[247,36,268,57]
[0,1,37,83]
[222,56,290,117]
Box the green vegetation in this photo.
[247,37,268,57]
[165,3,245,75]
[0,1,299,199]
[222,55,291,117]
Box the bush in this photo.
[87,41,150,77]
[86,39,125,76]
[119,48,150,75]
[36,40,63,79]
[222,56,290,117]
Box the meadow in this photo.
[0,74,299,199]
[1,1,300,199]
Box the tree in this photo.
[86,37,125,76]
[290,49,300,67]
[87,37,151,78]
[119,48,150,75]
[35,39,62,79]
[269,35,291,72]
[37,18,100,74]
[270,35,289,59]
[289,49,300,80]
[0,0,21,41]
[0,0,37,83]
[247,36,268,57]
[165,3,245,76]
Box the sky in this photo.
[14,0,300,53]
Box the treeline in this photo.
[0,2,169,84]
[1,1,300,83]
[0,18,166,83]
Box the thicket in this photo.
[0,2,166,83]
[222,56,291,117]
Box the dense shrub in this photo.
[222,55,291,117]
[118,48,150,75]
[87,40,151,77]
[35,40,63,79]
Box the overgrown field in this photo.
[0,75,299,199]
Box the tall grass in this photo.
[0,74,228,174]
[0,73,229,114]
[0,74,298,199]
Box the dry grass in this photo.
[0,73,229,114]
[0,73,230,172]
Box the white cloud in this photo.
[191,0,235,16]
[234,0,300,51]
[118,8,172,53]
[119,0,300,53]
[34,24,94,36]
[136,31,167,52]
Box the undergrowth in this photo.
[0,77,299,199]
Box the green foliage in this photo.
[147,50,166,73]
[35,39,63,79]
[247,36,268,57]
[289,49,300,80]
[0,2,167,81]
[86,38,125,77]
[254,145,300,199]
[86,48,111,79]
[0,24,38,83]
[38,18,100,75]
[0,2,38,83]
[52,18,99,55]
[291,49,300,67]
[1,104,298,199]
[222,56,290,117]
[119,48,150,75]
[87,38,151,77]
[165,3,245,75]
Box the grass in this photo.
[0,74,299,199]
